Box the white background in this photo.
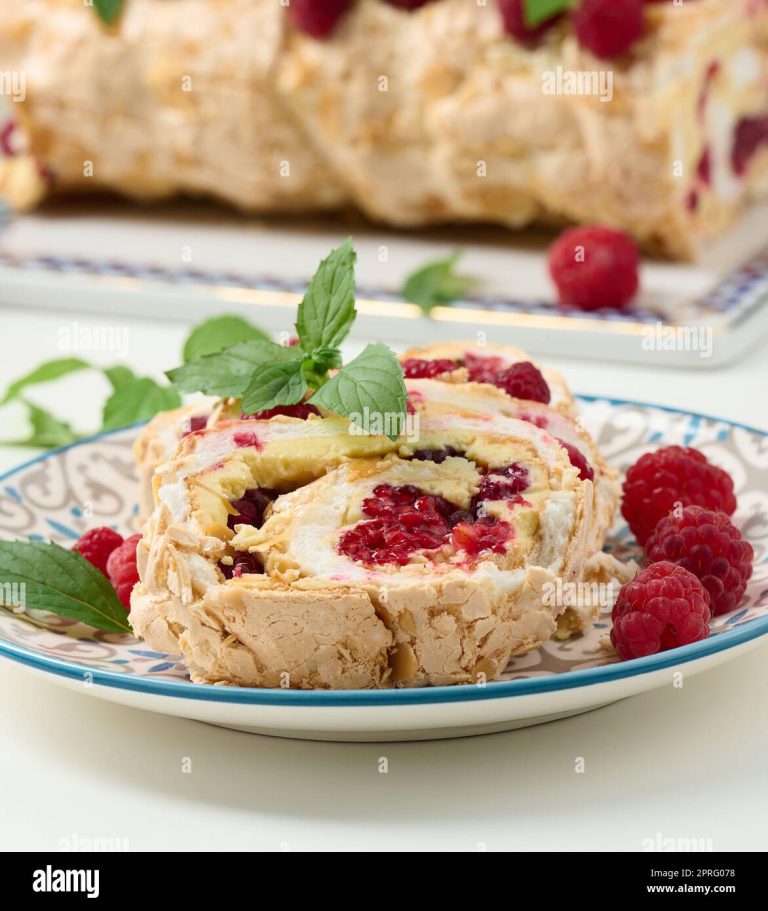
[0,306,766,852]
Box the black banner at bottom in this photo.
[0,851,759,900]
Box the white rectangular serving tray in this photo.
[0,199,766,367]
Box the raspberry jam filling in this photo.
[182,414,209,436]
[227,487,277,532]
[464,352,551,404]
[338,464,528,567]
[232,431,263,449]
[555,438,594,482]
[408,446,465,464]
[474,463,530,503]
[221,552,264,580]
[219,488,276,578]
[731,116,768,176]
[242,403,320,421]
[401,358,458,379]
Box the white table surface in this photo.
[0,305,766,852]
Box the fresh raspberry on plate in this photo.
[107,534,142,610]
[646,506,753,616]
[288,0,352,39]
[548,225,640,311]
[610,562,711,660]
[401,358,457,379]
[72,527,124,577]
[498,0,562,43]
[621,446,736,545]
[573,0,645,60]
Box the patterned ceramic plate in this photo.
[0,397,765,742]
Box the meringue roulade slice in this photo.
[400,342,575,416]
[132,403,598,689]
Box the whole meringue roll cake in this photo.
[2,0,767,257]
[130,392,621,689]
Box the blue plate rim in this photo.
[0,396,765,709]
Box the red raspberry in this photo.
[288,0,352,39]
[495,362,551,404]
[401,358,457,379]
[621,446,736,546]
[646,507,753,617]
[498,0,562,43]
[548,225,640,311]
[73,527,124,577]
[610,562,711,660]
[573,0,645,60]
[106,534,141,610]
[465,353,551,403]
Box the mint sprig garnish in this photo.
[310,344,407,442]
[0,313,271,449]
[102,377,182,431]
[182,315,270,363]
[241,359,308,414]
[402,250,474,314]
[295,238,357,351]
[0,541,132,633]
[168,240,407,437]
[167,339,296,398]
[0,358,91,406]
[92,0,125,27]
[523,0,571,27]
[13,401,79,448]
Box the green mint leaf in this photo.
[0,400,79,448]
[402,251,474,314]
[0,540,132,633]
[102,377,182,431]
[241,359,308,414]
[523,0,570,27]
[167,339,294,398]
[104,364,137,391]
[93,0,125,26]
[309,347,343,373]
[295,239,357,352]
[0,357,91,405]
[309,344,407,442]
[182,315,270,363]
